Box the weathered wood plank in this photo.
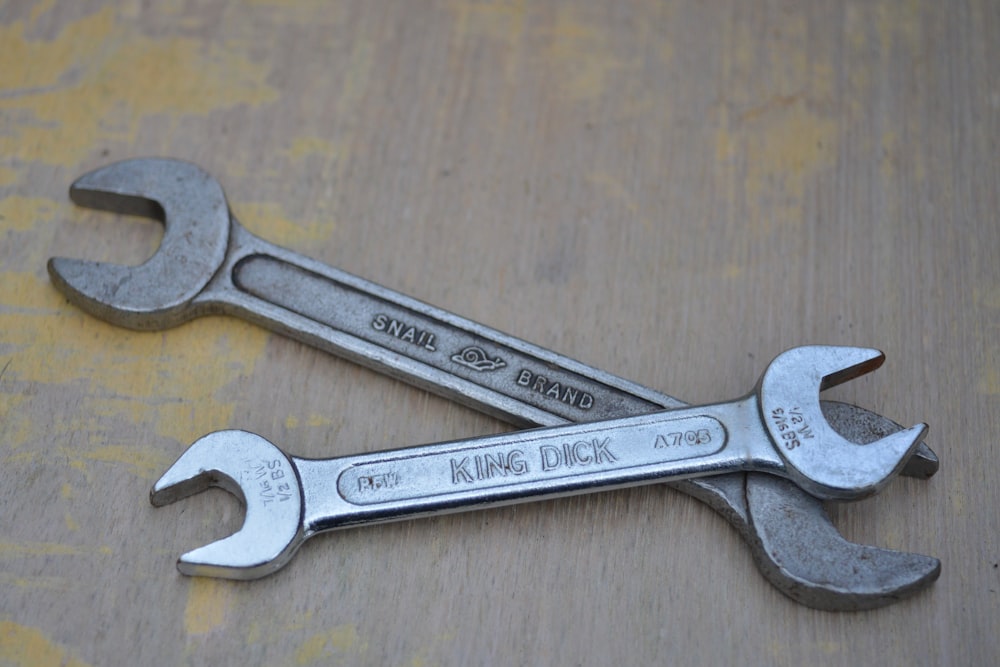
[1,1,997,664]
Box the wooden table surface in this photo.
[2,1,998,664]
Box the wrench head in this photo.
[744,474,940,610]
[150,430,305,579]
[758,346,928,500]
[48,158,230,329]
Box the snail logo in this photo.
[451,346,507,372]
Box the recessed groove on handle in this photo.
[231,253,667,422]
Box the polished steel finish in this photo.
[151,346,926,581]
[49,158,939,608]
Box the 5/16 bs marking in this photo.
[769,407,815,450]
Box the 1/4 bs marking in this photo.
[769,407,815,450]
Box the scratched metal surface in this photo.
[1,1,998,664]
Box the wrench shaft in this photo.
[295,401,774,534]
[209,223,681,428]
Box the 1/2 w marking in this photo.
[770,407,815,450]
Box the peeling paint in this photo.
[183,579,234,636]
[0,272,270,448]
[0,620,91,667]
[0,7,278,164]
[293,624,367,664]
[0,541,112,558]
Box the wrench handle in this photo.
[207,223,684,427]
[293,404,771,534]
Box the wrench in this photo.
[150,346,926,581]
[48,158,939,609]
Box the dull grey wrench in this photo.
[150,346,926,581]
[48,158,939,609]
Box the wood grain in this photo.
[1,1,997,664]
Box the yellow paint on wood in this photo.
[880,130,899,183]
[975,284,1000,310]
[816,640,842,655]
[547,9,629,102]
[0,7,277,164]
[338,36,375,119]
[976,366,1000,396]
[0,196,58,232]
[306,413,332,427]
[585,171,652,233]
[238,201,338,246]
[294,624,366,664]
[0,166,18,186]
[448,0,526,44]
[710,5,844,236]
[183,579,234,635]
[0,621,91,667]
[0,271,271,449]
[61,476,81,534]
[286,136,340,161]
[974,284,1000,394]
[238,613,367,662]
[0,574,81,591]
[407,630,457,667]
[244,610,316,645]
[58,443,175,481]
[27,0,59,26]
[0,541,111,558]
[743,98,836,226]
[0,393,29,453]
[1,10,282,644]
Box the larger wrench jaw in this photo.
[48,159,230,330]
[742,475,941,611]
[672,473,942,611]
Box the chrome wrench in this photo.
[150,346,926,581]
[48,158,940,609]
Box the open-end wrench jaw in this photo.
[150,430,305,580]
[758,347,928,501]
[48,159,229,330]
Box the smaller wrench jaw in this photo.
[758,346,928,501]
[150,431,305,580]
[48,158,231,330]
